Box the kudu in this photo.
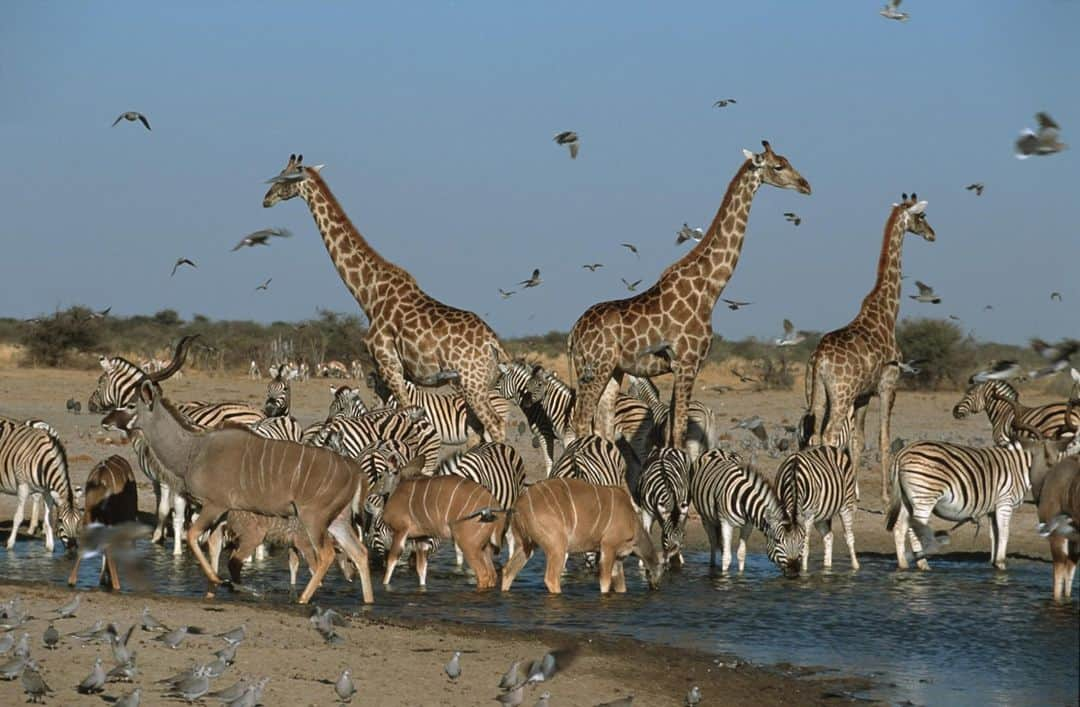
[67,455,138,590]
[381,471,505,590]
[131,380,374,604]
[502,477,664,594]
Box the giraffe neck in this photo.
[299,171,402,318]
[855,206,907,330]
[664,161,761,303]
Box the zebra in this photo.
[309,406,441,474]
[247,415,304,443]
[367,370,511,446]
[626,375,717,461]
[350,359,364,380]
[328,386,369,419]
[436,441,526,564]
[495,360,657,473]
[775,445,859,572]
[550,434,634,489]
[263,369,291,417]
[0,416,62,539]
[0,419,80,552]
[886,430,1074,571]
[248,360,261,380]
[634,447,692,567]
[952,380,1079,446]
[689,448,803,574]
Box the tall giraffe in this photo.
[568,141,811,449]
[262,154,508,442]
[803,193,936,504]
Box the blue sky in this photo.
[1,2,1076,344]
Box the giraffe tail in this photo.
[799,353,819,448]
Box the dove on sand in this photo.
[535,692,552,707]
[21,663,52,703]
[141,607,168,632]
[165,664,211,702]
[156,625,198,649]
[1015,112,1067,158]
[112,111,151,130]
[686,685,702,706]
[908,280,941,304]
[553,131,579,159]
[207,678,250,702]
[12,632,29,658]
[77,657,106,694]
[114,687,142,707]
[335,668,357,702]
[53,594,80,618]
[445,651,462,681]
[107,656,139,682]
[216,625,246,645]
[232,227,292,251]
[172,258,197,277]
[42,624,59,650]
[595,696,634,706]
[519,269,542,288]
[499,660,523,690]
[496,685,526,706]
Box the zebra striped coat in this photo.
[689,448,803,574]
[0,419,80,552]
[952,380,1079,446]
[634,447,692,566]
[627,376,717,461]
[263,371,291,417]
[310,406,441,474]
[776,445,859,572]
[886,438,1070,570]
[550,435,632,490]
[367,371,510,446]
[328,385,369,419]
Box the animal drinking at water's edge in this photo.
[67,455,138,591]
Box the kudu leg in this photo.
[298,534,337,605]
[327,513,374,604]
[383,531,409,587]
[500,531,532,591]
[185,504,227,596]
[67,553,83,587]
[461,542,495,591]
[598,546,616,593]
[611,557,628,593]
[228,531,266,586]
[105,551,121,591]
[543,548,567,594]
[415,546,430,587]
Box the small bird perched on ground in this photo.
[675,223,703,245]
[216,625,246,646]
[971,360,1022,383]
[686,685,702,706]
[335,669,357,703]
[582,263,604,271]
[140,607,168,632]
[535,691,551,707]
[42,624,59,650]
[1015,112,1067,158]
[553,131,579,159]
[519,269,542,288]
[499,288,516,299]
[909,280,941,304]
[621,278,642,292]
[77,657,106,694]
[21,663,51,704]
[595,696,634,706]
[113,687,142,707]
[165,665,211,702]
[713,98,736,108]
[232,227,292,251]
[155,625,200,649]
[499,660,523,691]
[445,651,462,681]
[783,212,801,226]
[496,685,526,706]
[112,111,151,130]
[879,0,909,21]
[965,183,984,196]
[722,298,752,311]
[171,257,197,277]
[621,242,639,257]
[775,319,808,347]
[107,656,139,682]
[52,595,80,619]
[207,679,249,703]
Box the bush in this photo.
[19,310,101,367]
[896,318,977,390]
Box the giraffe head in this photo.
[262,153,323,207]
[893,193,935,242]
[741,140,811,195]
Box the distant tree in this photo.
[152,309,183,326]
[20,309,100,367]
[896,318,976,390]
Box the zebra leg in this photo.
[800,518,813,574]
[26,493,41,536]
[151,481,168,544]
[40,496,56,552]
[701,520,719,567]
[737,525,752,573]
[908,507,932,571]
[817,520,834,570]
[720,522,734,573]
[992,505,1012,570]
[254,543,267,562]
[6,484,30,549]
[541,434,556,477]
[172,494,187,556]
[840,506,859,571]
[893,504,911,569]
[454,542,465,568]
[638,511,652,569]
[852,405,869,502]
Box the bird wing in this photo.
[1015,131,1038,156]
[569,142,579,159]
[630,280,641,288]
[111,114,124,127]
[1036,112,1059,131]
[914,280,932,294]
[783,319,794,335]
[137,113,151,131]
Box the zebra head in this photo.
[494,360,533,404]
[87,336,199,412]
[953,380,1017,419]
[56,504,81,550]
[263,369,290,417]
[329,386,367,418]
[765,522,805,577]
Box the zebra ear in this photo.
[98,355,112,372]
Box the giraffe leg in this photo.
[877,370,899,507]
[807,363,828,446]
[571,360,616,439]
[461,370,507,444]
[669,362,698,450]
[596,374,623,440]
[851,404,868,501]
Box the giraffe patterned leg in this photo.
[669,362,698,449]
[460,368,507,443]
[877,368,899,506]
[851,404,869,501]
[571,360,615,439]
[595,374,623,440]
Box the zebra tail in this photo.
[884,453,906,531]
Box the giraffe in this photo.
[568,141,811,449]
[802,193,936,505]
[262,154,509,442]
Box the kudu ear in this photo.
[137,380,157,408]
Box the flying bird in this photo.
[171,258,197,277]
[111,111,151,130]
[897,358,927,376]
[948,314,961,321]
[983,304,994,311]
[783,212,802,226]
[775,319,808,347]
[965,183,985,196]
[971,360,1023,383]
[1051,291,1062,302]
[621,242,639,257]
[553,131,579,159]
[713,99,737,108]
[675,223,703,245]
[909,280,941,304]
[255,278,272,292]
[232,227,292,251]
[582,263,604,271]
[519,269,542,288]
[499,288,516,299]
[730,368,758,384]
[1015,112,1067,158]
[1029,338,1079,378]
[879,0,909,21]
[721,298,752,311]
[621,278,642,292]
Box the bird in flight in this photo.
[775,319,808,347]
[498,288,516,299]
[783,212,801,227]
[722,298,752,311]
[621,243,639,257]
[519,269,542,288]
[1051,291,1063,302]
[582,263,604,272]
[730,367,758,384]
[971,360,1023,383]
[1015,112,1067,158]
[713,99,737,108]
[675,223,703,245]
[111,111,151,130]
[909,280,941,304]
[621,278,642,292]
[897,358,927,376]
[171,258,197,277]
[983,304,994,311]
[255,278,272,291]
[965,183,985,196]
[553,131,579,159]
[879,0,909,21]
[232,227,292,251]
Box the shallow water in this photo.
[8,542,1079,706]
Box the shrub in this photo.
[895,318,977,390]
[19,310,101,367]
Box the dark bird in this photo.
[42,624,59,650]
[458,507,510,523]
[675,223,704,245]
[582,263,604,271]
[948,314,961,321]
[713,99,737,108]
[965,183,985,196]
[255,278,272,292]
[621,278,642,292]
[1015,112,1067,158]
[621,243,639,257]
[499,288,516,299]
[909,280,941,304]
[783,212,801,226]
[519,269,542,288]
[983,304,994,311]
[21,664,52,704]
[1029,338,1079,379]
[721,298,752,311]
[112,111,151,130]
[553,131,580,159]
[232,227,292,251]
[171,258,197,277]
[1051,291,1063,302]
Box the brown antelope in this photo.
[206,512,313,588]
[502,477,664,594]
[67,456,137,591]
[381,475,506,590]
[130,380,374,604]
